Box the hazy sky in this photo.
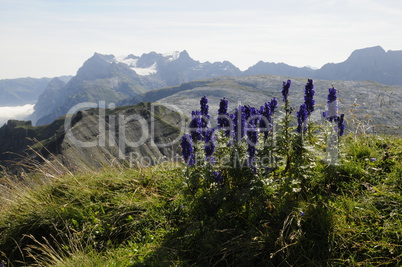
[1,0,401,79]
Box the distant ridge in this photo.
[314,46,402,85]
[1,46,402,126]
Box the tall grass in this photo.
[0,162,185,266]
[1,133,401,266]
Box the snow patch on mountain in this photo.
[131,62,158,76]
[115,55,157,76]
[163,51,180,61]
[115,55,138,66]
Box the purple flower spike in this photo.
[200,95,210,131]
[200,95,209,118]
[217,97,231,137]
[189,110,202,142]
[297,103,308,133]
[181,134,195,166]
[232,105,246,141]
[327,87,337,103]
[260,104,270,139]
[269,97,278,113]
[304,79,315,114]
[204,128,216,163]
[326,87,338,122]
[247,128,258,173]
[244,105,259,127]
[282,80,291,102]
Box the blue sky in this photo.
[1,0,401,79]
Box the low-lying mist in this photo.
[0,104,35,125]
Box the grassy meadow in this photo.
[0,133,401,266]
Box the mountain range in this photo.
[0,76,71,106]
[1,45,402,170]
[1,45,402,127]
[22,46,402,125]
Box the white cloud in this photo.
[0,104,35,125]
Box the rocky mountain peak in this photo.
[346,46,386,62]
[137,52,161,68]
[170,50,198,69]
[178,50,191,60]
[75,53,116,80]
[46,77,67,89]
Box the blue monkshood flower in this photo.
[247,127,258,172]
[260,102,271,139]
[200,95,210,130]
[327,87,337,102]
[200,95,209,118]
[338,113,345,136]
[300,211,305,216]
[326,87,338,122]
[297,103,308,133]
[259,105,268,134]
[217,97,231,136]
[304,79,315,114]
[269,97,278,114]
[181,134,194,166]
[244,105,260,127]
[232,105,246,141]
[213,170,224,184]
[189,110,202,141]
[371,158,377,162]
[259,105,265,117]
[204,128,216,163]
[282,79,291,102]
[259,97,278,139]
[217,97,228,123]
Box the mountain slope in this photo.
[121,75,402,134]
[33,53,149,125]
[0,78,52,106]
[244,46,402,86]
[32,51,241,125]
[244,61,315,77]
[0,102,185,171]
[314,46,402,85]
[30,77,68,124]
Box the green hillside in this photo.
[1,134,401,266]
